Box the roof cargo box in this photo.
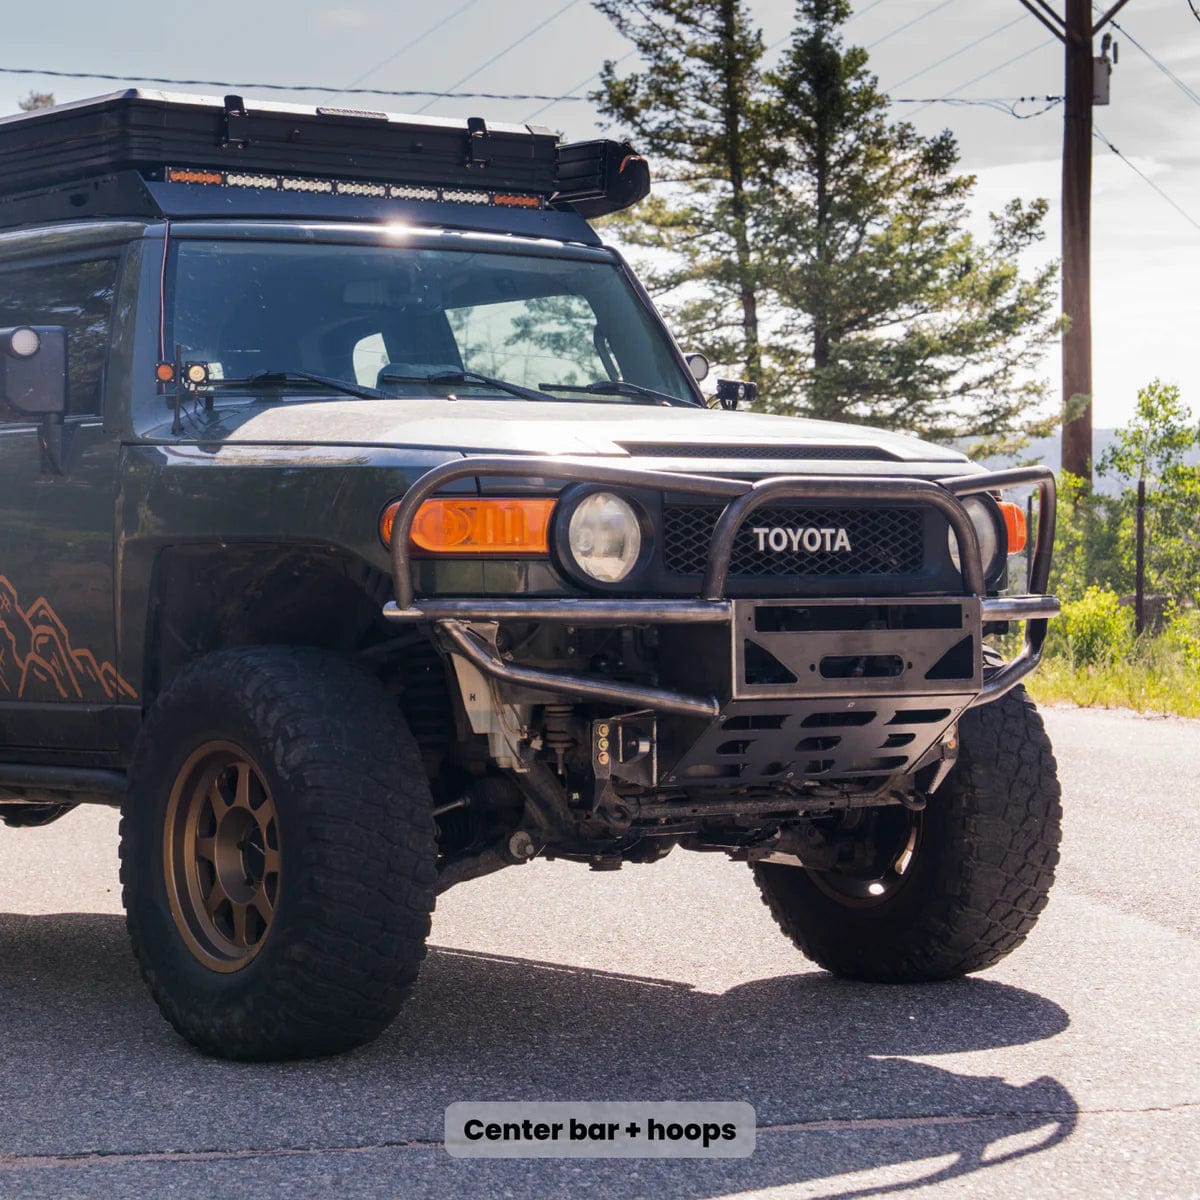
[552,140,651,219]
[0,90,560,196]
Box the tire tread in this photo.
[120,646,436,1060]
[754,686,1062,982]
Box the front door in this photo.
[0,250,132,755]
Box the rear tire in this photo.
[121,646,436,1060]
[752,685,1061,982]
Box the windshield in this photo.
[166,238,697,404]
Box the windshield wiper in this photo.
[539,380,701,408]
[247,369,383,400]
[379,368,547,403]
[203,369,383,400]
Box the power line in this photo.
[587,0,891,130]
[332,0,484,97]
[549,0,888,127]
[415,0,583,114]
[866,0,961,51]
[768,0,892,53]
[579,2,909,133]
[1190,0,1200,25]
[894,94,1063,117]
[1097,9,1200,109]
[905,38,1054,115]
[523,49,636,124]
[0,65,586,104]
[766,0,891,54]
[1094,123,1200,235]
[850,0,892,22]
[885,15,1026,91]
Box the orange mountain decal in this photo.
[0,575,137,702]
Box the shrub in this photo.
[1160,606,1200,672]
[1048,473,1125,603]
[1047,586,1135,667]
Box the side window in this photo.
[447,295,609,388]
[0,256,119,416]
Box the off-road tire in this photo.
[121,646,437,1060]
[752,685,1061,982]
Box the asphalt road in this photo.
[1,705,1198,1200]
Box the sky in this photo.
[4,0,1199,428]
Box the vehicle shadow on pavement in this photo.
[409,944,1078,1196]
[0,913,1076,1200]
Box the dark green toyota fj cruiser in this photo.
[0,92,1062,1061]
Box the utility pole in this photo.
[1016,0,1133,484]
[1062,0,1094,482]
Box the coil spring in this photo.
[398,641,453,750]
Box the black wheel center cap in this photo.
[240,827,266,884]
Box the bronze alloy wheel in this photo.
[163,741,281,972]
[123,647,438,1059]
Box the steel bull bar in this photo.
[383,458,1059,717]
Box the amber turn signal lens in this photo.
[998,500,1027,554]
[167,168,224,185]
[493,193,542,209]
[380,497,555,554]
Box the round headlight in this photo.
[7,327,40,358]
[567,492,642,583]
[948,496,1003,579]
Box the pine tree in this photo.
[592,0,765,381]
[592,0,1059,444]
[760,0,1058,441]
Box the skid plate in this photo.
[662,694,970,788]
[659,599,981,788]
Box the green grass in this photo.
[1023,653,1200,718]
[998,598,1200,718]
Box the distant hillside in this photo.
[976,429,1200,495]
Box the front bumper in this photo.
[383,457,1058,722]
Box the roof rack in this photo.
[0,90,650,233]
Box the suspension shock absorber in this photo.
[542,704,576,775]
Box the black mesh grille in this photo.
[621,442,897,461]
[663,505,925,577]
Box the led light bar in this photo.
[166,168,224,185]
[224,172,277,188]
[390,185,439,202]
[441,188,491,205]
[335,181,387,198]
[163,167,544,210]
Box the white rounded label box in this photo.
[445,1101,757,1158]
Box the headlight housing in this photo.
[566,491,643,583]
[948,495,1005,582]
[4,326,40,358]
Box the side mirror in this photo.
[683,352,710,383]
[1,326,67,416]
[0,326,69,472]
